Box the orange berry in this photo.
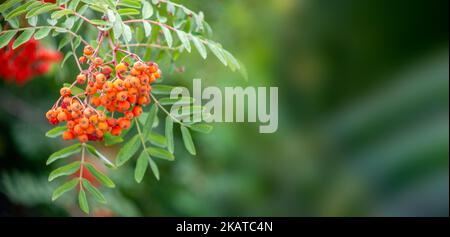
[113,79,125,90]
[91,96,101,107]
[110,126,122,136]
[103,81,114,92]
[132,106,143,117]
[89,115,99,125]
[73,124,84,135]
[63,131,75,140]
[57,112,68,122]
[118,118,131,129]
[78,134,89,143]
[98,112,107,122]
[127,95,137,104]
[124,111,134,120]
[117,91,128,101]
[137,95,150,105]
[107,118,117,127]
[154,69,161,79]
[72,111,81,119]
[102,66,112,75]
[79,56,87,64]
[79,117,89,129]
[83,45,94,56]
[60,87,71,97]
[95,73,107,84]
[86,124,96,134]
[117,101,130,111]
[98,122,108,132]
[86,85,97,95]
[67,120,75,129]
[46,110,55,119]
[115,63,127,74]
[76,74,87,85]
[128,87,138,96]
[93,57,103,66]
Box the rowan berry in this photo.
[118,118,131,129]
[98,122,108,132]
[63,131,75,140]
[93,57,103,66]
[76,74,87,85]
[102,66,112,75]
[115,63,127,74]
[57,112,68,122]
[113,79,125,90]
[83,45,94,56]
[117,91,128,101]
[60,87,71,97]
[107,118,117,127]
[91,96,101,107]
[67,120,75,129]
[110,126,122,136]
[78,134,89,143]
[79,117,90,129]
[79,56,87,64]
[132,105,143,117]
[95,73,107,84]
[73,124,84,135]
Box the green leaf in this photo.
[0,31,17,48]
[180,126,196,155]
[104,133,124,146]
[48,161,81,181]
[82,178,106,203]
[52,179,78,201]
[189,123,213,134]
[45,126,66,138]
[161,26,173,47]
[118,0,141,8]
[165,116,174,154]
[149,156,160,180]
[12,29,35,49]
[148,132,167,148]
[47,144,82,165]
[123,24,132,42]
[58,34,71,50]
[118,8,140,16]
[4,1,35,20]
[84,163,115,188]
[148,147,174,161]
[142,1,153,19]
[142,105,158,138]
[61,52,75,71]
[134,151,148,183]
[191,36,207,59]
[159,97,194,106]
[28,16,38,27]
[0,0,22,12]
[116,135,140,166]
[34,27,52,40]
[142,21,152,37]
[26,4,58,18]
[90,19,111,26]
[78,189,89,214]
[68,0,80,10]
[151,84,175,95]
[86,145,116,168]
[51,9,73,19]
[176,30,191,52]
[207,42,228,66]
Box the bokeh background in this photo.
[0,0,448,216]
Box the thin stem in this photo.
[70,37,83,72]
[150,93,189,127]
[134,118,148,151]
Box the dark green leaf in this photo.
[12,29,35,49]
[134,151,148,183]
[48,161,81,181]
[0,0,22,12]
[47,144,81,165]
[78,189,89,214]
[148,132,167,148]
[104,133,124,146]
[147,147,174,161]
[45,126,66,138]
[34,27,52,40]
[84,163,115,188]
[189,123,213,134]
[151,84,175,95]
[165,116,174,154]
[0,31,17,48]
[116,135,140,166]
[52,179,78,201]
[142,105,158,138]
[82,178,106,203]
[86,145,116,168]
[180,126,196,155]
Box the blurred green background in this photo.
[0,0,448,216]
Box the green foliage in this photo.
[0,0,240,213]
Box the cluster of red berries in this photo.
[0,38,61,84]
[46,45,161,143]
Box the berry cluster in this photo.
[0,38,61,84]
[46,45,161,143]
